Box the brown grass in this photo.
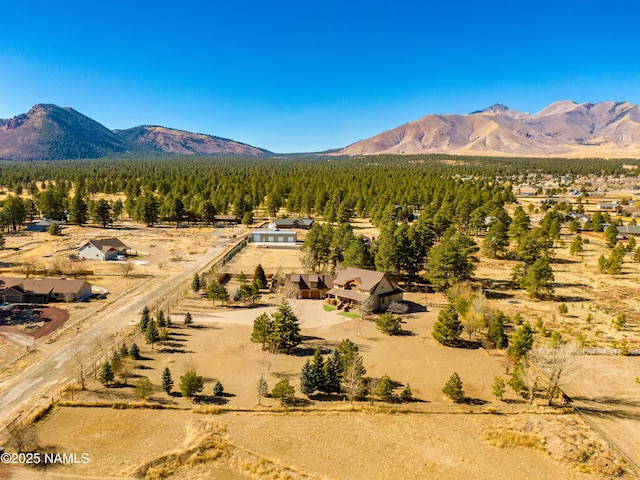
[482,429,546,450]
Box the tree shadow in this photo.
[157,347,193,354]
[464,397,489,406]
[554,295,589,303]
[194,395,230,405]
[398,329,416,337]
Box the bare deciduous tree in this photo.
[528,343,577,405]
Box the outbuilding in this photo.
[252,229,297,244]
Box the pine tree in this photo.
[157,310,166,328]
[400,384,413,402]
[162,367,174,394]
[487,310,508,349]
[119,342,129,357]
[375,375,394,403]
[520,255,554,299]
[191,273,201,292]
[483,220,509,258]
[99,361,114,386]
[321,349,342,394]
[310,348,325,391]
[509,322,534,359]
[569,235,584,256]
[253,264,267,289]
[184,312,193,326]
[432,304,463,346]
[442,372,464,403]
[605,223,619,248]
[300,360,316,397]
[140,306,151,332]
[269,299,301,352]
[250,312,273,349]
[213,381,224,396]
[129,342,140,360]
[145,320,160,349]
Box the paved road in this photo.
[0,234,240,432]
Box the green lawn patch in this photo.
[323,305,337,312]
[339,311,360,319]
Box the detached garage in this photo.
[252,229,297,244]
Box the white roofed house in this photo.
[326,267,403,313]
[78,238,129,261]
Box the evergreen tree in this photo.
[93,199,113,228]
[140,306,151,332]
[321,349,342,394]
[253,264,268,289]
[269,299,301,352]
[119,342,129,357]
[400,384,413,402]
[487,310,508,348]
[423,230,478,292]
[184,311,193,326]
[145,320,160,349]
[69,188,89,225]
[250,312,273,349]
[483,220,509,258]
[520,255,554,299]
[157,310,166,328]
[569,235,584,256]
[509,322,534,360]
[162,367,174,394]
[191,273,201,292]
[129,342,140,360]
[375,312,402,335]
[99,361,115,386]
[310,348,325,391]
[48,222,61,236]
[592,211,604,232]
[375,375,394,403]
[432,303,463,346]
[213,381,224,396]
[605,223,619,248]
[442,372,465,403]
[300,359,316,397]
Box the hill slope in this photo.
[340,101,640,157]
[113,125,270,156]
[0,104,270,160]
[0,104,133,160]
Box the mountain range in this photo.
[0,104,270,160]
[339,101,640,157]
[3,101,640,160]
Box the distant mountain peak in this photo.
[340,100,640,157]
[478,103,511,114]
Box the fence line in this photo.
[572,405,640,478]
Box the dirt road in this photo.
[0,233,243,433]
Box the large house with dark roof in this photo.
[284,273,335,299]
[326,267,403,312]
[78,238,129,261]
[274,218,315,230]
[0,277,92,303]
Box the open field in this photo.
[1,208,639,479]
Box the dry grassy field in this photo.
[1,216,639,479]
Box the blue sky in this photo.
[1,0,640,153]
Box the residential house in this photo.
[0,277,92,303]
[326,267,403,312]
[274,218,315,230]
[597,202,623,213]
[26,218,64,232]
[284,273,335,299]
[78,238,129,261]
[617,225,640,238]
